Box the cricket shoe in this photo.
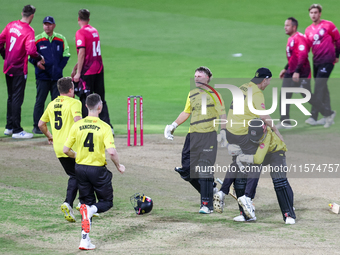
[12,131,33,139]
[276,122,293,129]
[79,231,95,250]
[233,213,256,222]
[213,191,225,213]
[61,202,76,222]
[4,129,13,136]
[199,205,211,214]
[32,127,43,134]
[80,204,93,233]
[76,202,99,217]
[285,216,296,225]
[316,118,326,125]
[324,111,336,128]
[305,117,317,126]
[237,195,255,219]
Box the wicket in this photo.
[127,96,143,146]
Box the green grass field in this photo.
[0,0,340,136]
[1,1,340,254]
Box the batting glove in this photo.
[164,122,178,140]
[227,144,243,156]
[237,154,254,164]
[217,129,228,147]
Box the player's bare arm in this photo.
[71,63,77,78]
[38,120,53,144]
[107,147,125,174]
[63,146,76,158]
[292,72,300,82]
[74,48,85,82]
[279,69,286,79]
[164,111,190,140]
[175,111,190,126]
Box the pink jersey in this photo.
[305,20,340,65]
[0,20,41,76]
[75,25,103,75]
[286,32,310,77]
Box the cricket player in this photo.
[216,68,283,219]
[164,66,227,214]
[218,119,296,224]
[71,8,113,133]
[63,93,125,250]
[304,4,339,127]
[278,17,335,129]
[38,77,82,222]
[0,5,44,138]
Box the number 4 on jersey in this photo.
[92,41,101,57]
[84,133,94,152]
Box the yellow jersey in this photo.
[184,88,226,133]
[64,116,115,166]
[253,128,287,164]
[40,95,82,158]
[227,82,265,135]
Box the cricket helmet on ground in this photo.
[130,193,153,215]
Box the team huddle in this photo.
[0,3,339,251]
[164,4,339,226]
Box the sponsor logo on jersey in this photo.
[319,28,325,36]
[77,39,82,46]
[298,45,305,51]
[10,28,21,36]
[40,45,47,50]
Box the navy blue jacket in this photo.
[29,31,70,81]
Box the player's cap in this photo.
[248,118,267,143]
[251,67,272,84]
[43,16,55,24]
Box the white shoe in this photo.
[199,205,211,214]
[12,131,33,139]
[79,232,95,250]
[315,118,326,125]
[233,214,257,222]
[238,195,255,219]
[305,117,317,126]
[4,129,13,135]
[60,202,76,222]
[276,122,292,129]
[285,216,296,224]
[324,111,336,128]
[213,191,225,213]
